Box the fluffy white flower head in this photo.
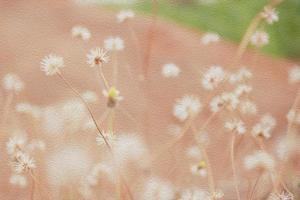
[117,10,135,23]
[251,31,269,47]
[173,95,202,121]
[141,177,175,200]
[71,25,91,40]
[252,114,276,139]
[104,36,124,51]
[201,32,220,45]
[40,54,64,76]
[288,65,300,84]
[224,118,246,134]
[161,63,181,78]
[244,151,275,171]
[87,48,109,67]
[3,73,24,92]
[261,6,279,24]
[202,65,225,90]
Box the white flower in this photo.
[268,192,294,200]
[261,6,279,25]
[141,177,175,200]
[179,188,210,200]
[229,67,252,84]
[117,10,135,23]
[84,163,114,187]
[201,32,220,45]
[252,114,276,139]
[6,135,27,155]
[161,63,181,78]
[46,146,92,186]
[212,190,224,199]
[104,36,124,51]
[81,90,98,103]
[40,54,64,76]
[3,73,24,92]
[112,134,149,169]
[202,65,225,90]
[27,139,46,152]
[276,135,298,161]
[173,95,202,121]
[239,100,257,115]
[210,92,239,113]
[13,153,36,174]
[102,86,123,107]
[71,25,91,41]
[190,161,207,177]
[15,103,41,119]
[287,109,300,125]
[9,174,27,188]
[288,65,300,84]
[186,146,202,159]
[86,48,109,67]
[244,151,275,171]
[251,31,269,47]
[96,132,116,146]
[224,118,246,134]
[234,84,252,97]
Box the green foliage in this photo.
[131,0,300,59]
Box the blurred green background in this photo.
[109,0,300,60]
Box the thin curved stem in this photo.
[97,64,110,90]
[57,72,112,151]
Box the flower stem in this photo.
[57,72,112,151]
[230,133,241,200]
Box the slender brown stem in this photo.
[97,64,110,90]
[249,173,262,200]
[57,72,112,151]
[230,133,241,200]
[57,72,135,199]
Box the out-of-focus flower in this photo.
[229,67,252,85]
[201,32,220,45]
[40,54,64,76]
[3,73,24,93]
[261,6,279,25]
[161,63,181,78]
[190,160,207,177]
[117,10,135,23]
[173,95,202,121]
[210,92,239,113]
[244,150,275,171]
[251,31,269,47]
[71,25,91,41]
[252,114,276,139]
[224,118,246,134]
[104,37,124,51]
[102,86,123,108]
[239,100,257,115]
[81,90,98,103]
[288,65,300,84]
[179,188,210,200]
[9,174,27,188]
[141,177,175,200]
[202,65,225,90]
